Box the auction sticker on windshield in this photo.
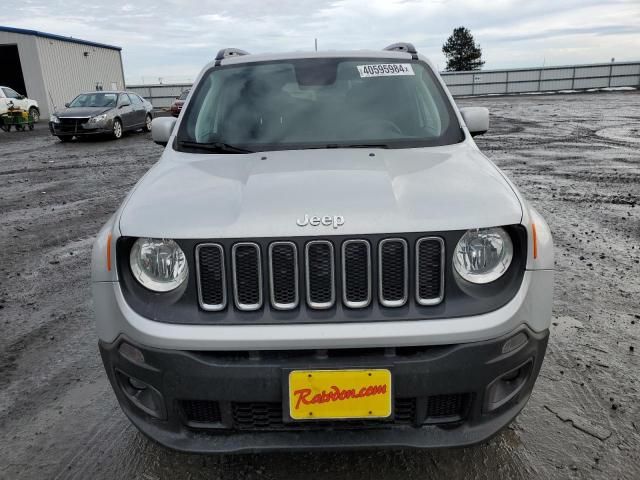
[288,369,392,420]
[357,64,415,78]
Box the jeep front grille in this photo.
[231,243,262,311]
[196,244,226,311]
[379,239,408,307]
[305,240,335,309]
[269,242,299,310]
[416,237,445,305]
[342,240,372,308]
[196,236,444,313]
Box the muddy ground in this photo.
[0,91,638,479]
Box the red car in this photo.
[170,90,189,117]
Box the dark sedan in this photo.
[169,89,189,117]
[49,91,153,142]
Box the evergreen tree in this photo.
[442,27,485,71]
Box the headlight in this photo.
[129,238,188,292]
[453,227,513,284]
[50,115,59,123]
[89,113,107,123]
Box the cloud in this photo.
[3,0,639,82]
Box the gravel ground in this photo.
[0,91,638,479]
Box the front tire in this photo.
[112,118,123,139]
[143,114,152,133]
[29,107,40,123]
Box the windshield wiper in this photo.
[177,140,254,154]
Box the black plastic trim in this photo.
[98,325,549,453]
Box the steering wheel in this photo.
[359,118,402,135]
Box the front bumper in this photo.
[100,325,548,453]
[49,120,111,136]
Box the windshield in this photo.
[177,58,462,152]
[69,93,118,108]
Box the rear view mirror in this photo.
[17,94,25,100]
[460,107,489,137]
[152,117,177,146]
[64,102,70,108]
[119,101,131,108]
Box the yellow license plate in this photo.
[288,369,392,420]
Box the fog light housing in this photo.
[115,370,166,419]
[129,377,148,390]
[484,359,533,412]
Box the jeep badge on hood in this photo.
[296,214,345,229]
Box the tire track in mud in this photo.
[0,159,145,176]
[466,91,640,478]
[0,127,162,479]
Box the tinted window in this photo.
[130,94,143,105]
[178,58,462,152]
[119,94,131,106]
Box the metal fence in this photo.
[441,61,640,96]
[128,83,192,109]
[128,61,640,109]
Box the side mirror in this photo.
[152,117,177,146]
[17,94,25,100]
[119,101,131,108]
[460,107,489,137]
[64,102,70,108]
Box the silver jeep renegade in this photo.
[92,43,554,453]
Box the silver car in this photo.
[49,91,153,142]
[92,44,554,453]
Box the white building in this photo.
[0,26,125,118]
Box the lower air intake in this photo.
[181,400,222,424]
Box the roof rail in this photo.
[215,48,250,66]
[383,42,418,60]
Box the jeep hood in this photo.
[119,144,523,239]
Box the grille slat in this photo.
[232,243,263,311]
[196,244,227,311]
[379,239,408,307]
[342,240,371,308]
[269,242,299,310]
[416,237,445,306]
[305,241,335,309]
[394,398,417,424]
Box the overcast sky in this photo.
[4,0,640,84]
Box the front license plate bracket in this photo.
[285,368,393,421]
